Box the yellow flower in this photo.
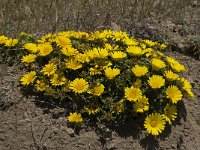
[133,96,149,113]
[180,77,192,91]
[38,43,53,56]
[21,54,37,63]
[95,48,109,58]
[0,35,8,44]
[69,78,89,93]
[151,58,166,70]
[126,46,142,56]
[50,74,66,86]
[88,83,104,96]
[179,78,194,98]
[35,80,47,91]
[132,65,148,77]
[122,37,138,46]
[166,56,185,72]
[124,86,142,102]
[132,79,142,88]
[41,63,57,76]
[61,46,78,56]
[158,43,167,50]
[5,38,18,47]
[68,112,83,123]
[66,59,82,70]
[148,75,165,89]
[110,51,127,59]
[104,67,120,79]
[75,53,90,63]
[164,70,179,81]
[104,43,119,51]
[20,71,37,85]
[38,33,56,43]
[84,104,100,115]
[143,39,156,47]
[162,104,177,124]
[112,31,128,41]
[85,50,96,60]
[89,67,102,76]
[55,36,71,47]
[23,43,38,53]
[144,113,166,136]
[166,85,183,104]
[184,88,195,98]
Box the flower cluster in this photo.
[16,30,194,136]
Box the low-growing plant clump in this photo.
[0,30,195,136]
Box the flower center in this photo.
[150,120,157,127]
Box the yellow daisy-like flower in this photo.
[88,83,104,96]
[38,43,53,56]
[20,71,37,85]
[55,36,71,47]
[110,51,127,59]
[179,77,192,91]
[50,74,66,86]
[184,88,195,98]
[104,43,119,51]
[151,58,166,70]
[132,65,148,77]
[0,35,8,44]
[166,85,183,104]
[112,31,128,41]
[68,112,83,123]
[61,46,78,56]
[95,48,109,58]
[85,49,96,60]
[179,77,195,98]
[123,37,138,46]
[23,43,38,53]
[69,78,89,93]
[66,59,82,70]
[75,53,90,63]
[162,104,177,124]
[133,96,149,113]
[84,104,100,115]
[166,56,185,72]
[21,54,37,63]
[126,46,142,56]
[124,86,142,102]
[164,70,179,81]
[104,67,120,79]
[41,63,57,76]
[148,75,165,89]
[144,113,166,136]
[132,79,142,88]
[5,38,18,47]
[35,80,47,92]
[89,67,102,76]
[143,39,156,47]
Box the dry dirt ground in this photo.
[0,51,200,150]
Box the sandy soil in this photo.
[0,51,200,150]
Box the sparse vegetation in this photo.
[0,1,199,149]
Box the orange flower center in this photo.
[150,120,157,127]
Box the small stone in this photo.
[66,127,75,137]
[171,144,176,149]
[106,141,117,150]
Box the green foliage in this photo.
[1,30,195,136]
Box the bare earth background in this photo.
[0,0,200,150]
